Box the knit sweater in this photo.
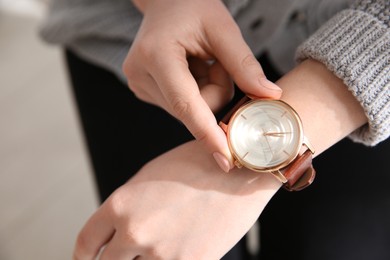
[40,0,389,146]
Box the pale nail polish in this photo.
[213,152,231,173]
[259,78,283,92]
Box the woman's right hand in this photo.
[123,0,282,172]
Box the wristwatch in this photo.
[219,96,316,191]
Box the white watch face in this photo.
[228,100,303,171]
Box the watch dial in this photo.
[228,100,302,170]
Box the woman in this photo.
[41,0,389,259]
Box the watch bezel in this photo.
[226,99,304,172]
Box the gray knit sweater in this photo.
[40,0,389,146]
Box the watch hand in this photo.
[262,128,274,157]
[264,131,292,137]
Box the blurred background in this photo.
[0,0,98,259]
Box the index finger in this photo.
[150,52,233,172]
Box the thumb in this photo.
[206,22,282,99]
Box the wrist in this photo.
[276,59,367,156]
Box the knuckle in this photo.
[105,191,126,218]
[123,66,140,91]
[209,13,240,36]
[123,61,139,87]
[121,228,140,244]
[223,20,242,36]
[127,83,137,95]
[193,127,208,144]
[122,60,136,80]
[122,65,149,101]
[73,231,89,259]
[234,54,264,82]
[128,84,148,101]
[144,246,165,260]
[136,36,159,61]
[122,38,158,77]
[135,92,149,102]
[171,96,192,120]
[241,54,260,70]
[190,121,212,145]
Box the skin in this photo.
[122,0,283,171]
[73,59,367,259]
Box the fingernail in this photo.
[213,152,231,173]
[259,78,283,92]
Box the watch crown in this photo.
[234,160,243,169]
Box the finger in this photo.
[199,61,234,113]
[129,76,170,111]
[99,232,141,260]
[205,19,282,99]
[73,207,115,260]
[187,58,234,112]
[124,58,169,108]
[150,51,233,172]
[127,73,159,104]
[187,57,210,80]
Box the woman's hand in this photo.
[73,141,281,259]
[123,0,282,172]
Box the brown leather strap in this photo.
[283,150,316,191]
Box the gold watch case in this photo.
[220,99,314,181]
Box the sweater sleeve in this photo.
[296,0,389,146]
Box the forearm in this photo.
[296,0,389,146]
[277,59,367,156]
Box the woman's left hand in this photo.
[73,141,280,259]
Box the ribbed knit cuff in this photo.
[296,8,390,146]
